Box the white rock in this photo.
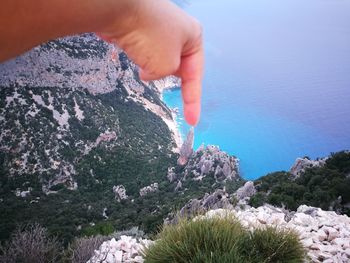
[88,235,153,263]
[317,229,328,241]
[113,185,128,202]
[302,238,313,248]
[139,183,159,197]
[291,213,316,227]
[115,250,123,262]
[326,227,339,241]
[344,248,350,257]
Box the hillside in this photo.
[250,151,350,216]
[0,34,242,245]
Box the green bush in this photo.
[143,216,305,263]
[81,222,114,237]
[238,227,305,263]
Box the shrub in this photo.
[144,215,245,263]
[63,235,107,263]
[0,223,61,263]
[238,227,306,263]
[143,216,305,263]
[81,222,115,237]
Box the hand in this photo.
[97,0,203,126]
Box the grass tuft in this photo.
[143,215,305,263]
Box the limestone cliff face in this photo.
[0,33,245,244]
[168,144,240,185]
[0,33,179,141]
[151,76,181,95]
[0,34,178,191]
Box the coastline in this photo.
[151,76,183,152]
[161,109,183,153]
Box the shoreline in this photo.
[151,76,183,152]
[161,108,183,153]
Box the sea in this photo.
[163,0,350,180]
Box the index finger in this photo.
[179,46,204,126]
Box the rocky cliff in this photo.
[0,34,243,244]
[1,33,349,262]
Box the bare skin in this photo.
[0,0,203,126]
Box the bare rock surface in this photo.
[87,235,153,263]
[234,181,256,201]
[177,127,194,166]
[169,145,240,191]
[290,157,327,178]
[139,183,159,197]
[113,185,128,202]
[166,188,234,224]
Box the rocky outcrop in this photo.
[14,187,32,198]
[234,181,256,205]
[177,127,194,166]
[87,235,153,263]
[151,76,181,94]
[202,205,350,263]
[166,189,233,224]
[174,180,182,192]
[166,167,177,183]
[139,183,159,197]
[290,157,327,178]
[113,185,128,202]
[168,145,239,190]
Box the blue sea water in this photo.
[165,0,350,180]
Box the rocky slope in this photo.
[88,205,350,263]
[0,34,243,244]
[0,34,177,188]
[250,151,350,216]
[1,33,349,262]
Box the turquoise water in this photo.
[165,0,350,180]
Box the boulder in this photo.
[113,185,128,202]
[139,183,159,197]
[290,157,326,178]
[234,181,256,201]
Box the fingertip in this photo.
[184,102,201,126]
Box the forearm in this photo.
[0,0,136,62]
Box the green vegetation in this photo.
[250,151,350,215]
[0,86,243,247]
[1,34,349,259]
[143,216,305,263]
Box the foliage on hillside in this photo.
[0,81,242,247]
[0,85,175,243]
[250,151,350,216]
